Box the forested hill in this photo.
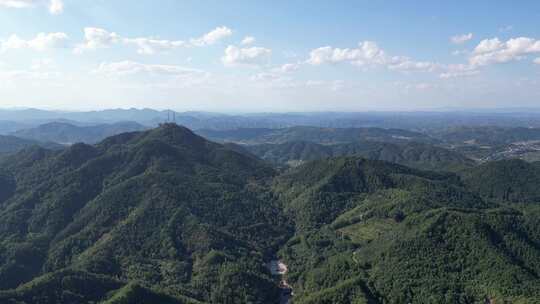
[0,135,62,154]
[246,141,475,171]
[1,125,540,303]
[0,123,289,303]
[461,159,540,202]
[12,121,148,144]
[275,157,540,303]
[197,126,436,145]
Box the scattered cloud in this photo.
[470,37,540,66]
[75,26,232,54]
[439,64,479,79]
[189,26,233,47]
[124,37,186,55]
[222,45,272,67]
[48,0,62,14]
[74,27,120,53]
[273,63,300,73]
[1,32,69,52]
[0,0,63,14]
[307,41,438,72]
[92,61,211,89]
[241,36,256,45]
[534,58,540,65]
[388,59,439,72]
[451,33,473,44]
[93,61,206,77]
[307,41,387,66]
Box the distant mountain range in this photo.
[4,108,540,134]
[197,126,437,145]
[12,121,148,144]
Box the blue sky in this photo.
[0,0,539,112]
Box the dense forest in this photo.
[1,124,540,303]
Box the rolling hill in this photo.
[1,125,540,303]
[0,135,63,154]
[246,141,475,171]
[0,124,288,303]
[197,126,437,145]
[12,121,148,144]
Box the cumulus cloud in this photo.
[123,38,186,55]
[307,41,437,73]
[451,33,473,44]
[74,27,120,53]
[75,26,232,54]
[241,36,256,45]
[190,26,233,47]
[470,37,540,66]
[0,0,63,14]
[222,45,272,67]
[1,32,69,52]
[307,41,387,66]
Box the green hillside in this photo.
[247,141,475,171]
[197,126,436,145]
[275,157,540,304]
[461,159,540,202]
[1,125,540,304]
[0,124,288,303]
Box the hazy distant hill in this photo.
[197,126,436,145]
[434,126,540,145]
[13,121,148,144]
[5,108,540,131]
[247,141,475,171]
[0,135,63,154]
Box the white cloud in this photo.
[0,0,63,14]
[75,26,232,54]
[222,45,272,67]
[307,41,387,66]
[439,64,479,79]
[92,61,210,89]
[388,58,438,72]
[1,32,69,52]
[48,0,62,14]
[273,63,300,73]
[470,37,540,66]
[93,61,206,77]
[534,58,540,65]
[123,37,186,55]
[307,41,437,73]
[190,26,232,47]
[451,33,473,44]
[241,36,256,45]
[74,27,120,53]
